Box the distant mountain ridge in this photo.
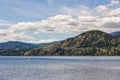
[0,41,38,49]
[0,41,60,56]
[0,30,120,56]
[111,31,120,37]
[0,41,38,56]
[24,30,120,56]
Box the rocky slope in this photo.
[24,30,120,56]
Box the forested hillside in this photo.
[25,30,120,56]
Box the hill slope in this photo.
[24,30,120,56]
[0,41,38,56]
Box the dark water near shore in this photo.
[0,56,120,80]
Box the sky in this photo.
[0,0,120,43]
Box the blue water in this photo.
[0,56,120,80]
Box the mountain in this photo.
[111,31,120,37]
[0,41,38,56]
[0,41,61,56]
[24,30,120,56]
[0,41,38,49]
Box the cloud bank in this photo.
[0,0,120,43]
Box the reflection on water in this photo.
[0,56,120,80]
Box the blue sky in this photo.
[0,0,111,22]
[0,0,120,43]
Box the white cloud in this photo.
[0,0,120,43]
[9,15,78,33]
[95,5,120,17]
[29,38,59,43]
[0,30,7,36]
[61,5,91,16]
[9,12,120,34]
[108,0,119,6]
[95,5,109,13]
[0,28,59,43]
[0,30,36,43]
[0,19,12,27]
[108,8,120,16]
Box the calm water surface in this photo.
[0,56,120,80]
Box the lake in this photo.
[0,56,120,80]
